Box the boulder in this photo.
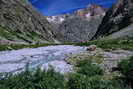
[86,45,97,51]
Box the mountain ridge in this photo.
[93,0,133,39]
[0,0,58,44]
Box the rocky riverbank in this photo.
[66,47,133,73]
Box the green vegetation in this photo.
[0,26,18,41]
[0,68,66,89]
[67,60,130,89]
[67,74,130,89]
[75,39,133,50]
[0,43,60,51]
[0,26,48,45]
[0,25,58,51]
[118,56,133,88]
[1,38,133,51]
[21,0,28,3]
[66,49,104,65]
[0,59,132,89]
[75,60,104,76]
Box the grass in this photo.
[0,43,60,51]
[0,26,18,41]
[0,68,67,89]
[118,56,133,89]
[0,25,59,51]
[66,49,104,65]
[75,60,104,76]
[0,26,50,44]
[75,38,133,50]
[0,38,133,51]
[67,74,130,89]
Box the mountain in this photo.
[108,24,133,39]
[56,16,103,43]
[47,5,106,42]
[46,5,105,24]
[0,0,58,44]
[93,0,133,39]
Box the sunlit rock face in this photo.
[47,5,105,42]
[75,5,105,18]
[0,0,57,44]
[46,5,105,23]
[93,0,133,39]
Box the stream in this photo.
[0,45,86,74]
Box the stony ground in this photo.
[66,48,133,72]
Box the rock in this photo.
[56,16,103,42]
[108,24,133,39]
[46,5,105,42]
[86,45,97,51]
[42,60,73,74]
[46,5,105,23]
[0,39,27,45]
[66,48,104,65]
[66,48,133,73]
[101,50,133,72]
[93,0,133,39]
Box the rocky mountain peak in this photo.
[75,5,105,17]
[46,5,105,24]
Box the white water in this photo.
[0,45,86,73]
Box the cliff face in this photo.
[0,0,57,44]
[56,16,103,42]
[93,0,133,39]
[47,5,105,42]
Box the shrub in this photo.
[118,56,133,80]
[75,39,133,50]
[67,74,130,89]
[0,68,66,89]
[118,56,133,88]
[75,60,104,76]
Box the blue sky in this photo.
[29,0,117,16]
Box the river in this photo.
[0,45,86,74]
